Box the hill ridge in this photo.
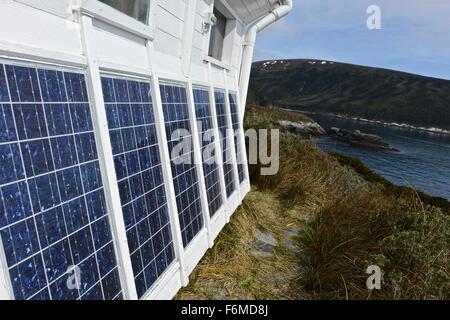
[248,59,450,130]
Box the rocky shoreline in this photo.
[289,109,450,136]
[279,120,398,151]
[328,127,398,151]
[278,120,327,138]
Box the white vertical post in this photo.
[149,73,189,287]
[207,62,228,221]
[181,0,198,77]
[233,72,251,193]
[186,81,214,247]
[146,41,189,286]
[0,237,13,300]
[223,68,241,201]
[79,14,138,300]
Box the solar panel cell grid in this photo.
[0,62,122,300]
[193,88,223,217]
[160,83,204,248]
[101,75,175,299]
[228,93,246,184]
[214,90,236,198]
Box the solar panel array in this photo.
[160,83,204,248]
[193,88,223,217]
[0,63,123,300]
[0,61,249,300]
[228,93,246,184]
[101,75,175,298]
[214,90,236,198]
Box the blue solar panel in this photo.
[228,93,246,184]
[0,63,122,300]
[193,88,223,217]
[101,75,175,298]
[214,90,236,198]
[160,83,204,247]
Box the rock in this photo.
[251,230,277,258]
[278,120,327,138]
[328,127,399,151]
[283,239,298,253]
[285,227,300,238]
[283,228,301,254]
[212,290,229,300]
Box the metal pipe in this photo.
[238,0,293,119]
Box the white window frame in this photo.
[81,0,154,41]
[205,0,238,68]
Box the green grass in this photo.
[177,106,450,300]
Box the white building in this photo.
[0,0,292,300]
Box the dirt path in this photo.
[176,190,312,300]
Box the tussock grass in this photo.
[177,106,450,300]
[177,191,308,300]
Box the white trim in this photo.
[80,0,154,41]
[226,190,241,219]
[208,205,228,241]
[148,68,189,287]
[156,71,188,85]
[0,40,86,68]
[207,62,229,223]
[204,55,232,71]
[231,73,252,200]
[0,235,13,300]
[97,60,152,80]
[181,0,198,77]
[80,14,138,300]
[182,228,209,276]
[190,81,229,243]
[141,261,181,300]
[223,68,242,213]
[186,80,215,247]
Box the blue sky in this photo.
[254,0,450,80]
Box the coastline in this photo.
[281,108,450,136]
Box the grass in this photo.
[177,191,309,300]
[177,106,450,300]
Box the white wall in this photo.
[0,0,253,300]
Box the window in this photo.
[98,0,150,24]
[208,7,227,61]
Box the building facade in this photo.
[0,0,291,300]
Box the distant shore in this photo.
[281,108,450,136]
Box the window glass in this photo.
[208,7,227,61]
[99,0,150,24]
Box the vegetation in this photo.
[177,106,450,300]
[249,59,450,130]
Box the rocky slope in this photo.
[248,59,450,130]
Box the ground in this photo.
[177,190,311,300]
[176,106,450,300]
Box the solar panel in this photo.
[214,90,236,198]
[160,83,204,247]
[228,93,246,184]
[193,88,223,217]
[101,75,175,298]
[0,62,122,300]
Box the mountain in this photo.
[248,59,450,130]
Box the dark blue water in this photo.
[308,113,450,200]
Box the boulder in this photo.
[329,127,398,151]
[251,230,277,258]
[278,120,327,138]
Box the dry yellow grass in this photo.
[177,106,450,300]
[177,191,310,300]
